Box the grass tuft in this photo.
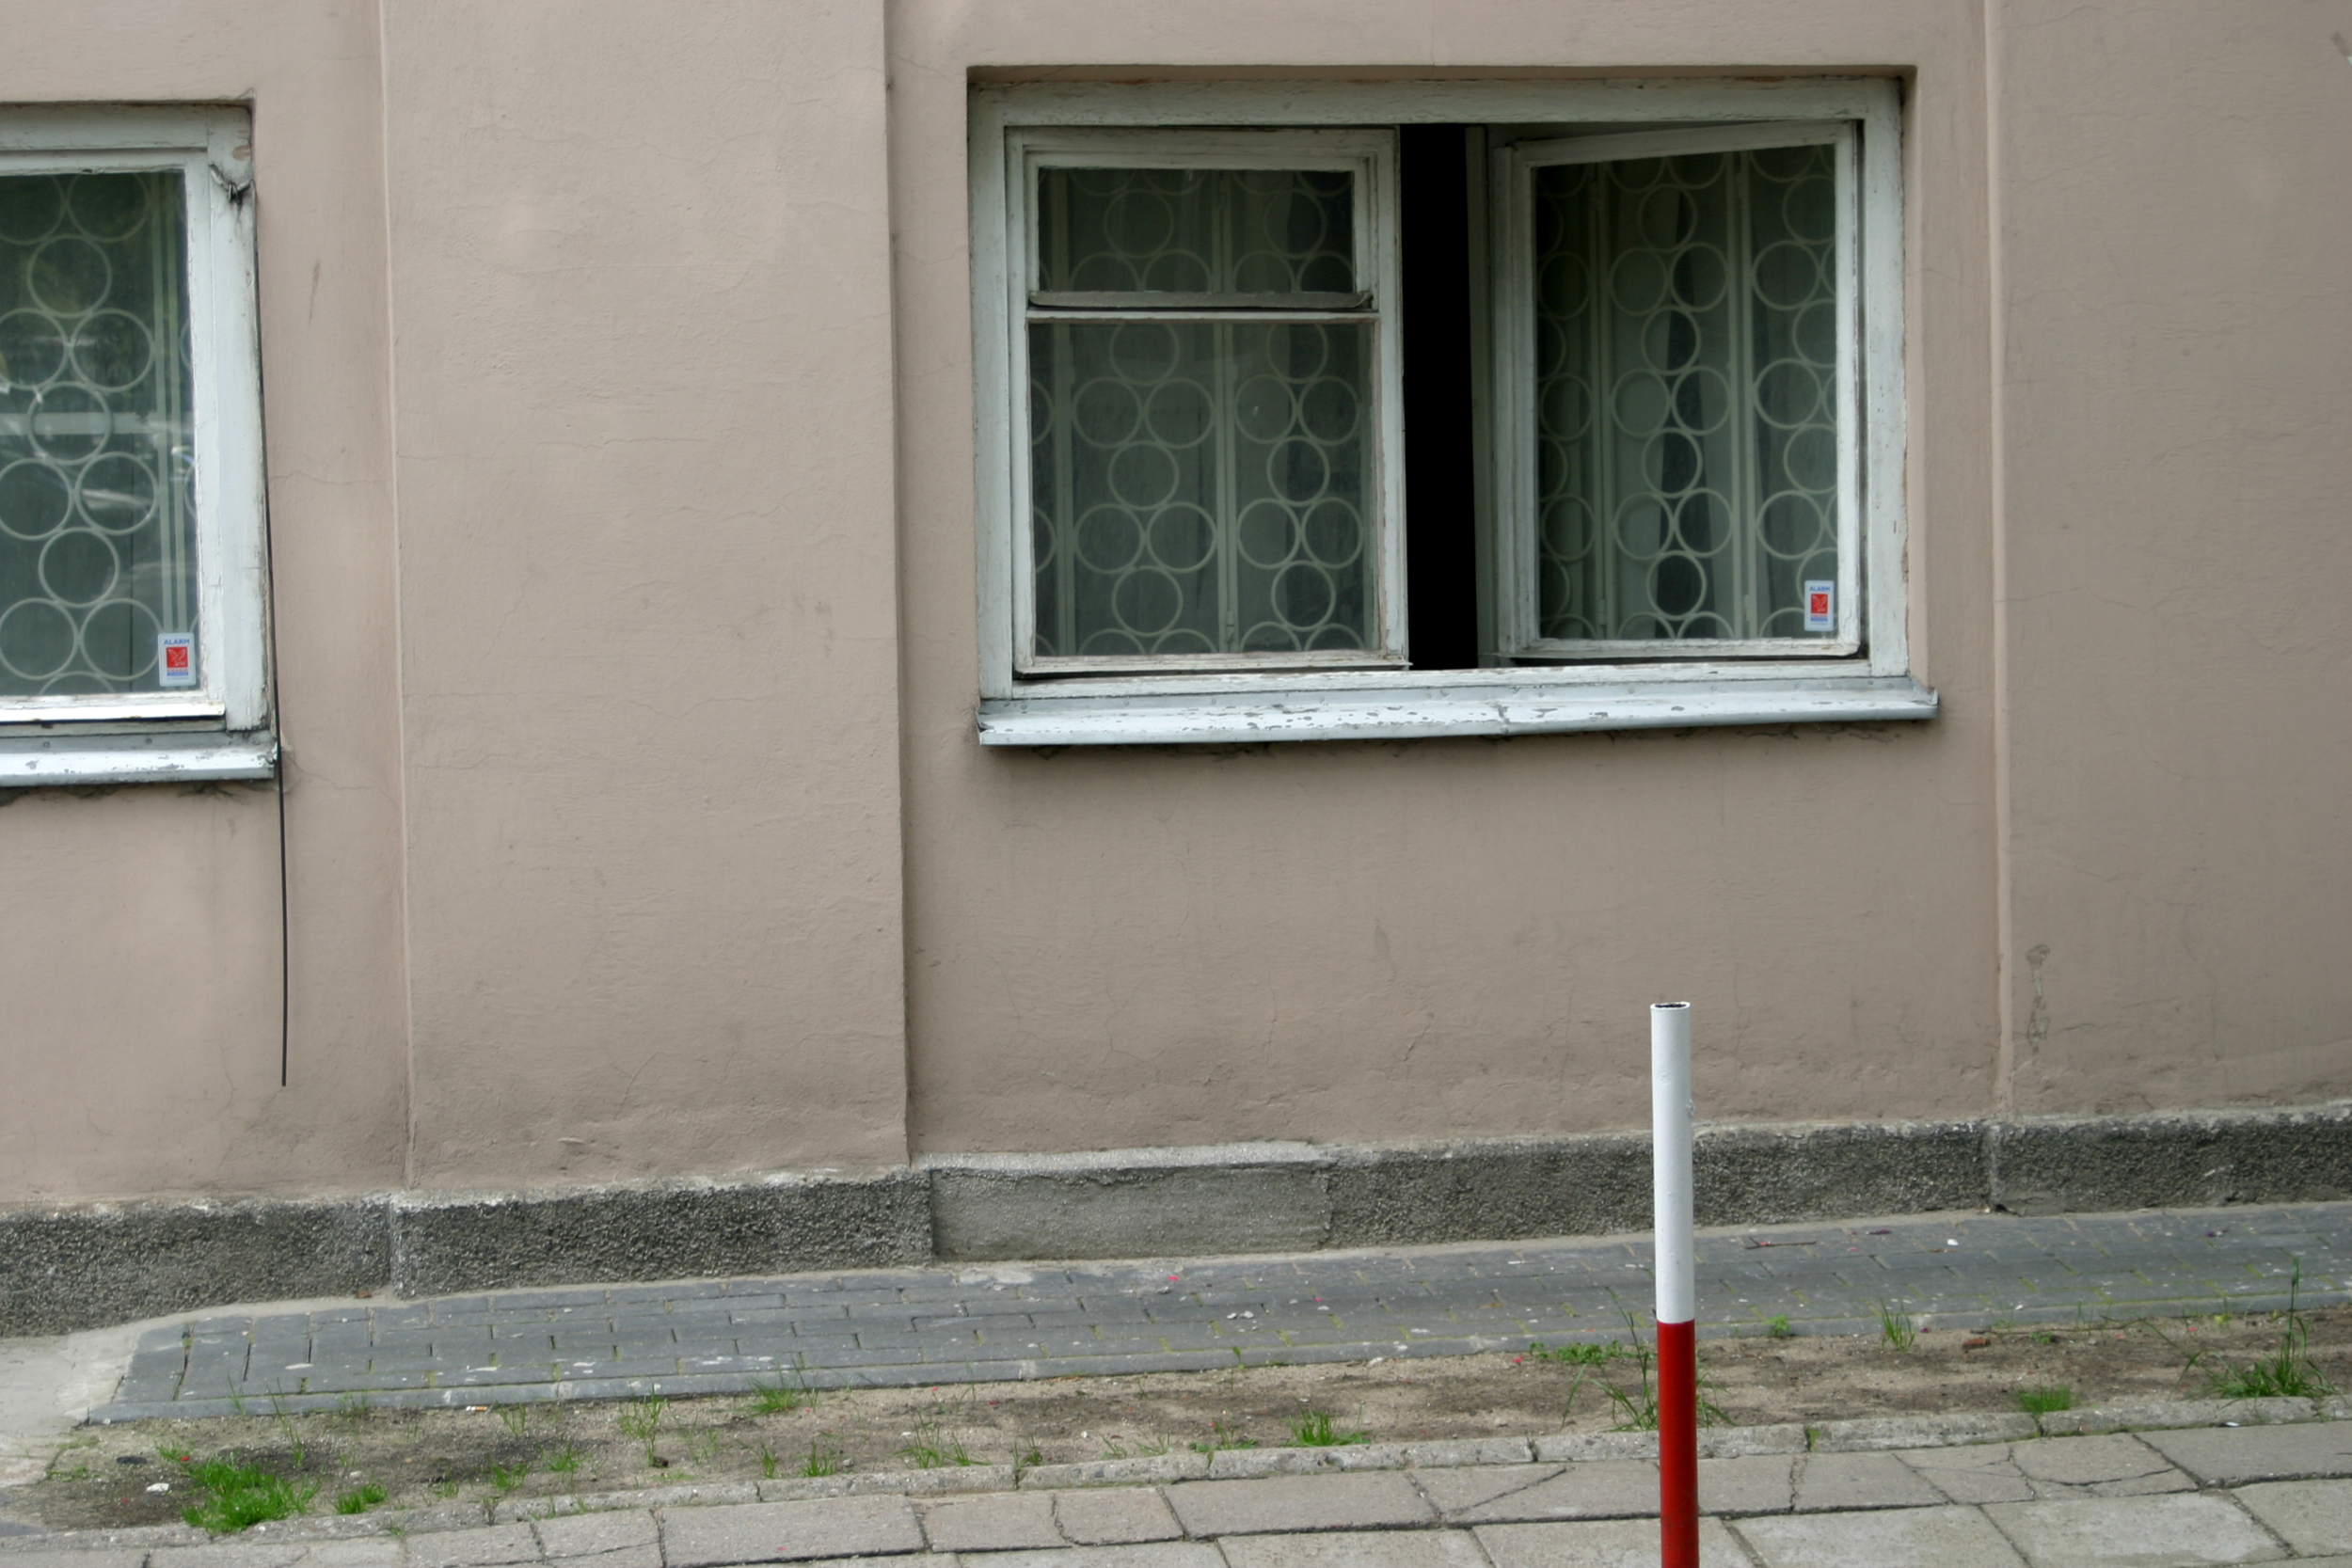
[1874,1303,1918,1351]
[617,1396,667,1465]
[744,1376,810,1417]
[1187,1419,1258,1453]
[2014,1386,2074,1416]
[802,1441,844,1478]
[333,1483,388,1515]
[177,1454,317,1534]
[2203,1261,2336,1400]
[1288,1409,1368,1448]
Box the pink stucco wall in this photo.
[0,0,2343,1203]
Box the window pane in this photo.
[0,170,198,696]
[1029,319,1373,657]
[1037,167,1356,293]
[1534,145,1839,642]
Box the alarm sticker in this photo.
[157,632,197,687]
[1804,580,1835,632]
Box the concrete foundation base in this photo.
[4,1102,2346,1335]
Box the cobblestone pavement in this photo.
[6,1403,2352,1564]
[96,1203,2351,1420]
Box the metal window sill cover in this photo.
[0,728,278,786]
[977,675,1936,745]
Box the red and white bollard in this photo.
[1651,1002,1698,1568]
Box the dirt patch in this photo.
[25,1304,2347,1533]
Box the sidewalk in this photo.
[4,1401,2350,1565]
[95,1204,2352,1419]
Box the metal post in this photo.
[1651,1001,1698,1568]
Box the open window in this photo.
[972,81,1925,745]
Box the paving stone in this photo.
[1163,1473,1435,1537]
[1790,1451,1947,1512]
[1410,1464,1560,1519]
[404,1523,540,1568]
[2009,1433,2195,1495]
[0,1556,146,1568]
[659,1496,923,1565]
[1475,1517,1755,1567]
[1733,1504,2028,1567]
[1898,1445,2039,1505]
[1701,1454,1796,1514]
[2232,1479,2352,1557]
[150,1544,403,1568]
[917,1491,1061,1551]
[1218,1528,1490,1566]
[1053,1486,1183,1544]
[1984,1493,2287,1565]
[2141,1422,2352,1483]
[530,1510,660,1568]
[959,1547,1221,1568]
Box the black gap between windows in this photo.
[1399,123,1482,673]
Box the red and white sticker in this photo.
[1803,580,1836,633]
[157,632,197,688]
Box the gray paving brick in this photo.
[660,1495,924,1565]
[2140,1423,2352,1484]
[1054,1486,1184,1544]
[1985,1493,2287,1567]
[1165,1473,1435,1536]
[2233,1479,2352,1557]
[1477,1518,1754,1567]
[918,1491,1062,1550]
[1733,1504,2026,1567]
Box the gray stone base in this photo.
[4,1102,2347,1335]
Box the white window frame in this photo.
[1491,120,1865,662]
[1009,128,1406,677]
[0,106,272,786]
[971,79,1929,746]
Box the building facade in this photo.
[2,1,2347,1330]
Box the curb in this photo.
[8,1397,2345,1555]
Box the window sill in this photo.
[0,729,278,788]
[977,675,1936,747]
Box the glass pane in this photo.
[1037,167,1355,294]
[0,170,199,697]
[1029,319,1374,657]
[1533,144,1840,642]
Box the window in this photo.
[0,108,270,784]
[971,81,1929,745]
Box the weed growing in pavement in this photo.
[1599,1338,1731,1433]
[488,1460,531,1494]
[496,1404,531,1440]
[745,1375,811,1417]
[1288,1410,1368,1448]
[618,1397,667,1465]
[1012,1439,1043,1479]
[802,1441,845,1478]
[2014,1386,2075,1416]
[2204,1261,2336,1400]
[177,1454,317,1534]
[757,1443,779,1481]
[1528,1341,1624,1366]
[1766,1316,1795,1339]
[1874,1303,1918,1351]
[333,1483,388,1514]
[334,1393,373,1424]
[546,1442,582,1476]
[1188,1419,1258,1453]
[895,1417,974,1469]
